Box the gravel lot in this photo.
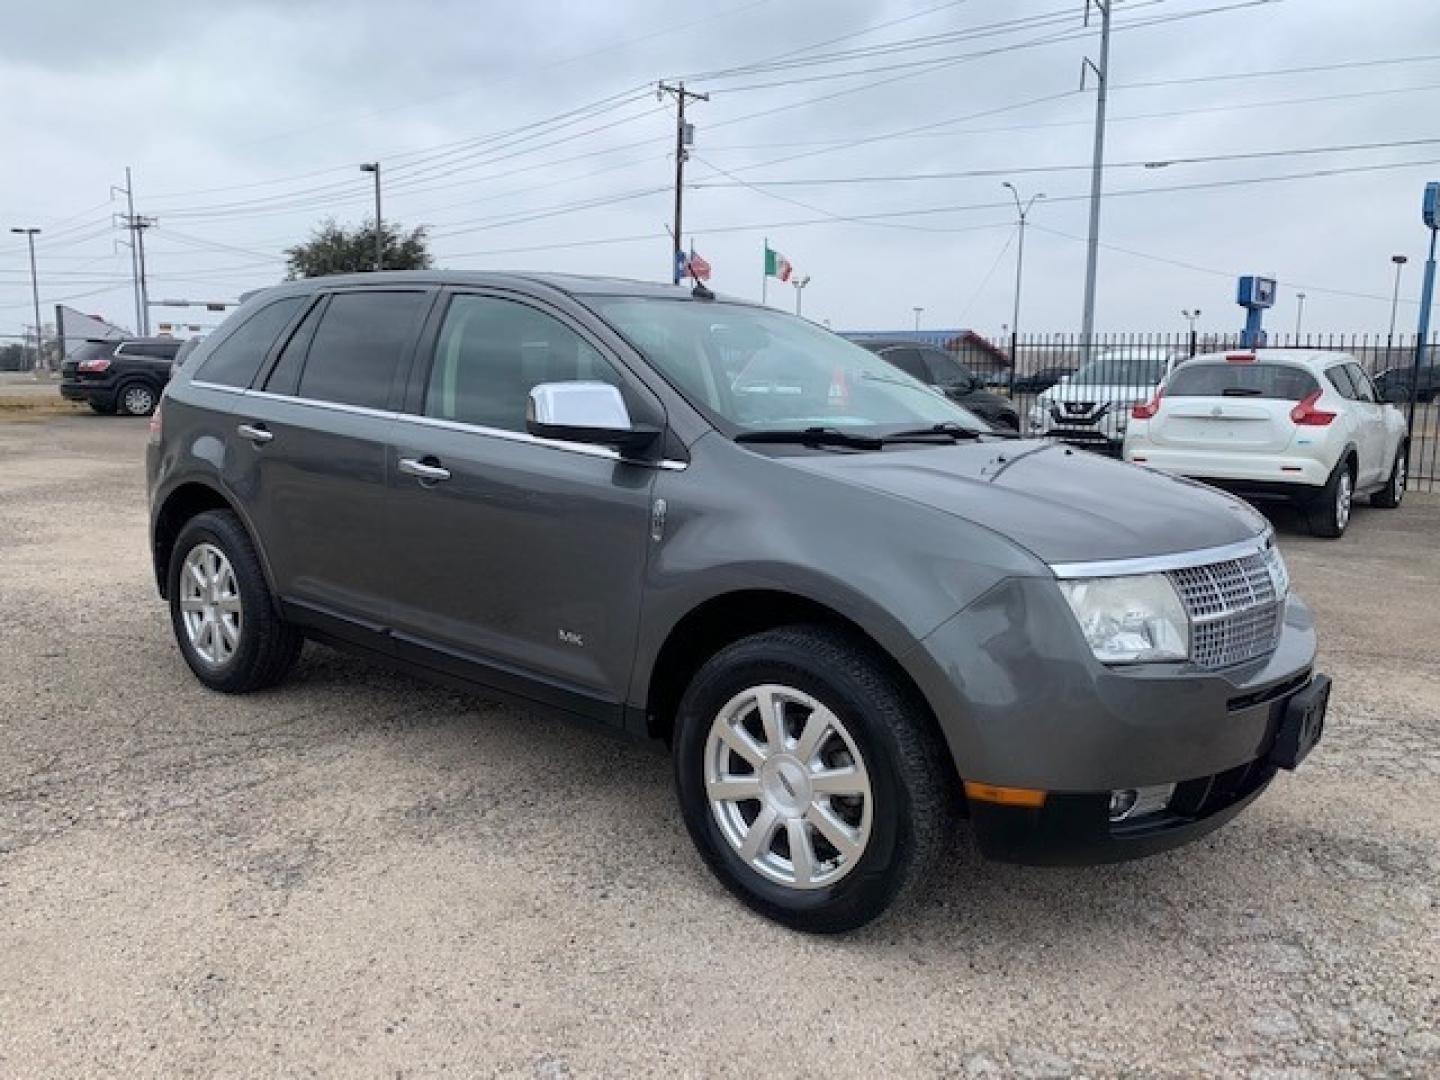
[1,415,1436,1078]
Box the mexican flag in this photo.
[764,244,793,282]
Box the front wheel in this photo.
[673,625,953,933]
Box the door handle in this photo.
[237,422,273,445]
[398,456,452,483]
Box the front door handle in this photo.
[398,456,452,483]
[237,422,273,445]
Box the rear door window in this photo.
[263,298,327,397]
[1167,363,1318,401]
[195,297,305,388]
[1325,365,1360,401]
[1346,362,1378,403]
[296,291,429,410]
[128,341,180,360]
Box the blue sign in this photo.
[1237,275,1277,309]
[1424,181,1440,230]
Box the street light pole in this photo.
[913,306,924,331]
[1181,308,1201,357]
[1295,292,1307,337]
[360,162,382,270]
[1388,254,1408,339]
[792,275,810,317]
[10,227,43,372]
[1002,182,1044,384]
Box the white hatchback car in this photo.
[1123,350,1408,537]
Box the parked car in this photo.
[61,336,182,416]
[852,338,1020,429]
[1124,350,1408,538]
[1011,364,1078,395]
[1028,348,1176,453]
[1372,361,1439,404]
[147,272,1327,932]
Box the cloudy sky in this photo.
[3,0,1439,341]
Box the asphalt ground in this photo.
[1,414,1436,1077]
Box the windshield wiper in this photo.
[880,422,1019,442]
[735,426,884,449]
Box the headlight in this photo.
[1057,573,1189,663]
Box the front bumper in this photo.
[904,575,1323,865]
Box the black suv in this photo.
[1373,362,1438,404]
[61,337,183,416]
[852,338,1020,429]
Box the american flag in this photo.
[685,246,712,282]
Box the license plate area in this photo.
[1268,674,1330,770]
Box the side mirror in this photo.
[526,381,660,454]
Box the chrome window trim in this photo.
[222,386,686,471]
[1049,532,1273,580]
[189,379,247,395]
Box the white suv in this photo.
[1123,350,1408,537]
[1028,347,1175,453]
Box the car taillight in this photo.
[1290,389,1336,426]
[1132,388,1163,420]
[77,356,111,373]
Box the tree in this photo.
[284,218,433,278]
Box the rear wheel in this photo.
[1371,444,1406,509]
[168,510,302,692]
[1307,457,1354,538]
[117,381,157,417]
[673,625,953,933]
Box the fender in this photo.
[150,471,280,601]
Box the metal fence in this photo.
[954,331,1438,493]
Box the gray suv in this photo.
[147,272,1329,932]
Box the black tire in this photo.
[1371,443,1406,509]
[88,400,116,415]
[116,380,158,417]
[1307,456,1355,538]
[167,509,302,693]
[673,624,954,934]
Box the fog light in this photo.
[1109,783,1176,823]
[1108,789,1138,821]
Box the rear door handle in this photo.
[237,423,273,445]
[398,456,451,483]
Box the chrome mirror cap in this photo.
[526,381,659,454]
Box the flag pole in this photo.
[762,237,768,306]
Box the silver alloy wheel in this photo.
[704,683,873,890]
[122,384,154,415]
[1336,469,1353,531]
[1393,451,1407,504]
[179,542,242,665]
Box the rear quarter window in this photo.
[1166,363,1318,401]
[195,297,305,388]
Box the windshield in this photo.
[591,298,989,435]
[1069,351,1169,387]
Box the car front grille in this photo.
[1168,550,1284,669]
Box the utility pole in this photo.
[658,81,707,284]
[1079,0,1112,359]
[360,162,383,270]
[1002,182,1044,381]
[913,306,924,331]
[1294,292,1307,337]
[9,227,44,372]
[112,167,143,334]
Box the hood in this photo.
[1040,381,1158,405]
[782,440,1268,564]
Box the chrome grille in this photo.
[1168,550,1284,669]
